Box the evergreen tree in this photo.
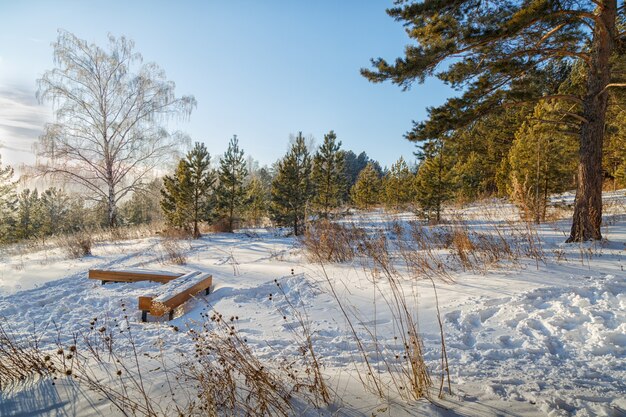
[40,188,71,237]
[120,179,164,226]
[161,142,215,237]
[216,135,248,232]
[161,160,193,233]
[312,130,346,217]
[451,152,484,203]
[65,195,90,233]
[413,142,454,224]
[16,189,43,241]
[244,176,269,227]
[254,166,274,191]
[381,156,414,210]
[447,106,533,199]
[604,108,626,190]
[270,132,313,236]
[507,101,578,223]
[0,156,17,243]
[363,0,621,242]
[350,162,382,210]
[343,151,383,191]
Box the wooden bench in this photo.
[89,269,184,285]
[138,271,213,321]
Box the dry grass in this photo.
[0,315,179,416]
[271,274,331,406]
[158,238,188,265]
[60,231,93,258]
[189,276,334,413]
[187,311,294,417]
[0,320,48,391]
[0,222,164,260]
[300,220,365,263]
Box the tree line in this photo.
[0,135,385,242]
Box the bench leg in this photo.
[205,287,211,295]
[141,310,148,322]
[102,280,106,285]
[168,310,174,320]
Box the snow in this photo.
[152,271,210,302]
[1,195,625,416]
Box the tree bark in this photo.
[567,0,616,242]
[294,216,298,237]
[108,186,117,228]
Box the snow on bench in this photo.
[89,269,184,285]
[138,271,213,321]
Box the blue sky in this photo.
[0,0,453,170]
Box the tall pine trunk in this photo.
[567,0,616,242]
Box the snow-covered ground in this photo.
[1,195,625,416]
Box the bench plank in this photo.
[89,269,183,284]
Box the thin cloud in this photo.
[0,84,50,165]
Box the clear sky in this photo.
[0,0,454,171]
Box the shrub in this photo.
[300,220,365,263]
[159,238,187,265]
[62,231,93,258]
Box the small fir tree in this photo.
[381,156,414,210]
[311,130,346,217]
[244,176,269,227]
[350,162,382,210]
[120,179,164,226]
[0,156,17,243]
[216,135,248,232]
[270,132,313,235]
[39,188,71,237]
[452,152,485,203]
[161,160,193,233]
[507,101,578,223]
[604,108,626,190]
[16,189,43,240]
[413,142,454,224]
[161,142,215,237]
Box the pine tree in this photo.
[270,132,313,235]
[40,188,71,237]
[244,176,269,227]
[604,108,626,190]
[381,156,414,210]
[0,156,17,243]
[120,179,164,226]
[343,151,383,194]
[413,142,454,224]
[350,162,382,210]
[312,130,346,217]
[161,160,194,233]
[451,152,484,203]
[161,143,215,237]
[16,189,43,240]
[363,1,620,241]
[216,135,248,232]
[507,101,578,223]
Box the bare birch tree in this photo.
[36,30,196,227]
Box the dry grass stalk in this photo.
[61,230,93,258]
[159,238,188,265]
[0,314,181,416]
[187,310,294,417]
[300,220,365,263]
[271,275,331,406]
